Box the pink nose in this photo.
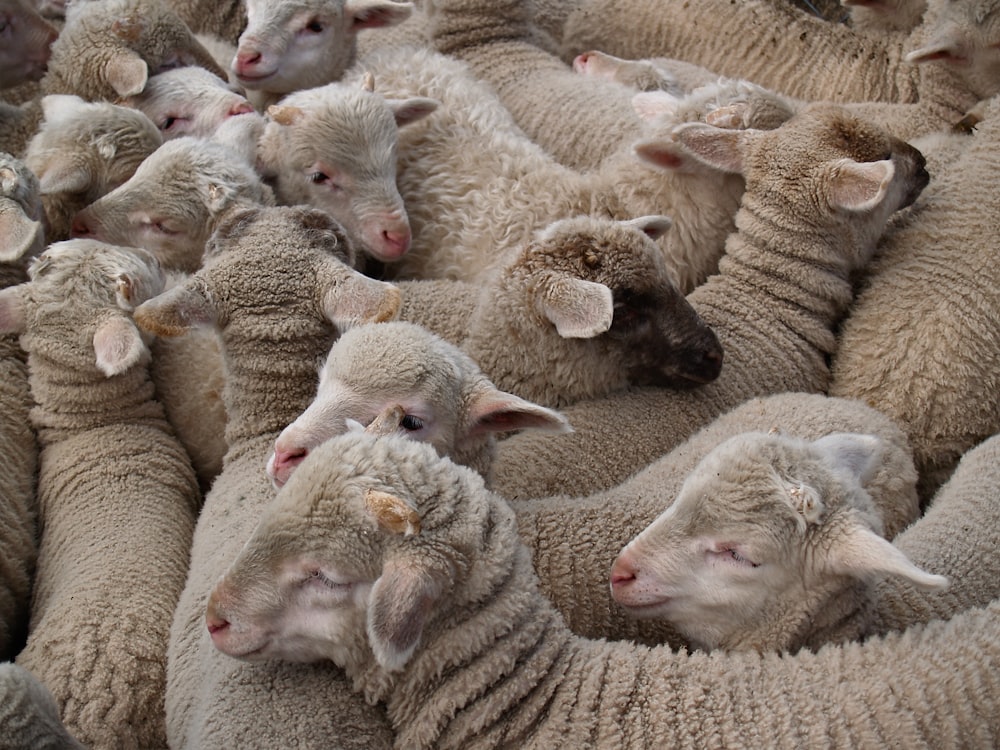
[228,100,255,117]
[572,52,593,72]
[609,554,637,589]
[381,229,410,259]
[70,215,92,237]
[271,445,308,484]
[205,592,230,636]
[234,49,263,77]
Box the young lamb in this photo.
[41,0,229,102]
[71,135,275,273]
[232,0,414,110]
[341,47,789,290]
[571,49,720,95]
[0,663,86,750]
[610,430,946,654]
[830,91,1000,504]
[0,0,59,90]
[205,429,1000,750]
[266,320,572,487]
[24,94,164,243]
[400,214,724,407]
[487,103,929,501]
[256,76,437,265]
[0,153,43,661]
[425,0,654,172]
[0,239,201,749]
[559,0,989,141]
[132,204,401,749]
[117,65,256,139]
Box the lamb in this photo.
[117,65,255,139]
[0,154,43,661]
[256,76,437,265]
[41,0,229,102]
[609,429,945,654]
[24,94,164,242]
[559,0,989,141]
[0,663,86,750]
[338,48,788,289]
[0,0,59,90]
[829,91,1000,503]
[266,320,572,487]
[425,0,652,171]
[0,239,201,749]
[486,103,928,501]
[571,49,720,95]
[71,135,275,273]
[397,214,724,406]
[205,429,1000,750]
[232,0,414,110]
[132,204,402,748]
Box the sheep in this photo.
[559,0,989,141]
[337,48,787,290]
[24,94,164,243]
[425,0,651,172]
[41,0,229,102]
[232,0,414,110]
[845,0,927,33]
[609,429,945,654]
[71,135,275,273]
[256,76,437,265]
[132,204,402,748]
[571,49,721,95]
[0,97,43,158]
[117,65,256,139]
[829,91,1000,504]
[0,153,43,661]
[398,214,724,407]
[0,0,59,90]
[0,663,86,750]
[486,103,929,501]
[0,239,201,749]
[205,429,1000,750]
[266,320,572,487]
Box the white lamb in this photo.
[257,76,437,265]
[233,0,414,110]
[204,429,1000,749]
[24,94,165,243]
[266,320,571,487]
[611,430,946,653]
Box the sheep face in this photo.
[234,0,413,96]
[71,137,272,273]
[610,432,947,652]
[0,0,59,88]
[209,432,495,672]
[0,153,45,262]
[267,321,570,487]
[119,67,255,140]
[259,83,437,264]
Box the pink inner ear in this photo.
[636,145,685,171]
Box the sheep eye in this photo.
[400,415,424,431]
[728,548,760,568]
[160,116,178,131]
[304,19,324,33]
[309,569,347,590]
[309,171,330,184]
[0,19,8,34]
[152,221,177,235]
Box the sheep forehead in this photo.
[245,0,346,24]
[522,219,664,283]
[28,239,162,301]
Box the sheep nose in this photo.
[70,215,92,237]
[572,51,593,72]
[228,100,255,117]
[234,49,263,76]
[380,228,411,259]
[610,554,637,590]
[205,595,230,636]
[269,445,308,486]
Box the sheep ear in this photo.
[104,48,149,98]
[386,97,439,128]
[811,433,882,485]
[827,158,894,212]
[346,0,414,31]
[134,283,217,336]
[0,286,27,334]
[781,477,824,526]
[367,561,440,672]
[0,210,42,262]
[704,103,751,130]
[535,276,613,339]
[321,275,401,328]
[905,33,965,65]
[670,122,751,174]
[37,157,92,195]
[94,315,147,376]
[826,523,950,590]
[365,488,421,536]
[266,105,305,126]
[622,215,672,241]
[633,137,690,171]
[464,387,572,438]
[632,90,681,122]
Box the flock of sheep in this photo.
[1,0,999,747]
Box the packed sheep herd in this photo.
[1,0,999,747]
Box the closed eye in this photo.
[400,415,424,431]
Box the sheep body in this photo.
[0,663,85,750]
[0,0,59,90]
[0,239,201,749]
